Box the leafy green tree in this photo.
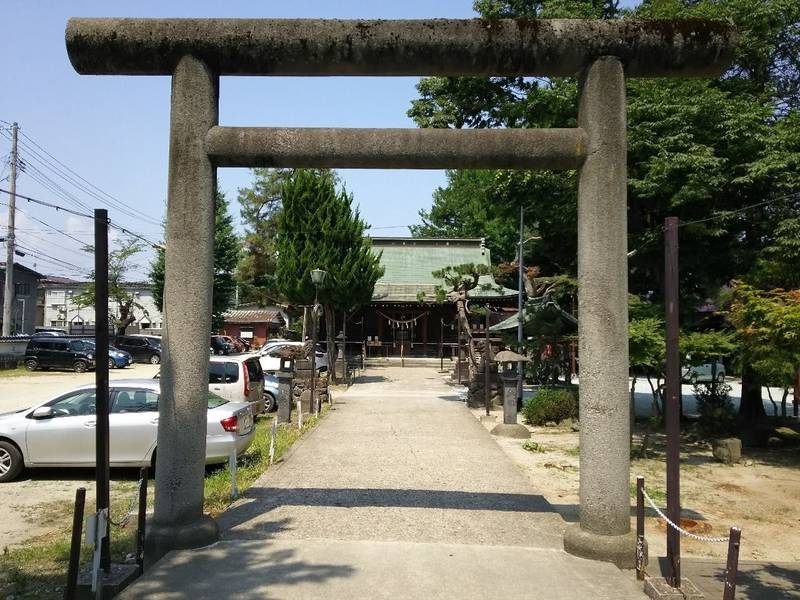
[725,282,800,419]
[150,192,241,332]
[275,170,383,380]
[74,238,145,336]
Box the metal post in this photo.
[636,476,645,581]
[722,527,742,600]
[664,216,681,587]
[517,204,524,406]
[341,311,347,384]
[94,208,111,572]
[484,306,491,416]
[65,487,86,600]
[229,451,238,499]
[310,300,318,417]
[136,468,148,576]
[2,122,18,336]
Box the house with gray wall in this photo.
[0,262,44,335]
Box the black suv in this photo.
[114,335,162,364]
[210,336,235,355]
[25,338,96,372]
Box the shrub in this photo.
[693,382,736,438]
[522,387,578,426]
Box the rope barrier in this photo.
[107,478,143,528]
[640,486,730,544]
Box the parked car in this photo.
[209,355,266,414]
[0,379,255,482]
[32,328,66,337]
[24,338,96,373]
[220,335,245,353]
[682,361,726,384]
[258,341,328,374]
[211,335,235,356]
[82,340,132,369]
[114,335,162,364]
[263,372,279,412]
[235,337,252,352]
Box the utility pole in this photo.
[517,205,524,407]
[2,122,18,336]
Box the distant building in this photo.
[40,277,163,335]
[352,238,517,358]
[222,304,287,347]
[0,262,44,334]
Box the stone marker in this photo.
[712,438,742,464]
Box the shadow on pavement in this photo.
[127,542,356,600]
[219,487,558,532]
[656,557,800,600]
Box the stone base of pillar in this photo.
[563,523,637,568]
[145,514,219,568]
[490,423,530,439]
[644,577,704,600]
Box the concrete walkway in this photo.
[120,366,645,599]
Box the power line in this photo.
[0,199,96,246]
[10,128,163,227]
[0,187,160,248]
[678,191,800,228]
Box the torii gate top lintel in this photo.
[66,17,736,78]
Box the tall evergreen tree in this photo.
[275,170,384,380]
[150,191,240,332]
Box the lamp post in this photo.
[310,268,327,416]
[516,216,542,408]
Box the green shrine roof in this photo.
[368,237,517,303]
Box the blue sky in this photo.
[0,0,639,279]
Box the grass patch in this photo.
[0,409,327,598]
[204,409,327,515]
[630,481,666,504]
[522,440,547,453]
[0,366,51,379]
[564,446,580,457]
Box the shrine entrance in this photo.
[66,16,735,566]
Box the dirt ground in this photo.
[472,407,800,563]
[0,363,159,548]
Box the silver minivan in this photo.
[209,355,266,415]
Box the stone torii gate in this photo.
[66,17,735,565]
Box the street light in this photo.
[310,268,328,415]
[516,220,542,409]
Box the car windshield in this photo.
[207,392,228,409]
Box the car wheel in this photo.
[73,360,88,373]
[108,358,116,369]
[0,441,24,482]
[263,392,277,413]
[24,359,38,371]
[716,372,725,383]
[149,354,161,365]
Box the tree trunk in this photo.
[794,366,800,418]
[324,304,336,384]
[739,363,767,421]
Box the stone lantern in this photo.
[273,346,303,424]
[490,350,531,439]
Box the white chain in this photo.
[108,478,143,528]
[641,487,731,544]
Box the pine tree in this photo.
[276,170,383,380]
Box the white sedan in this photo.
[0,379,254,482]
